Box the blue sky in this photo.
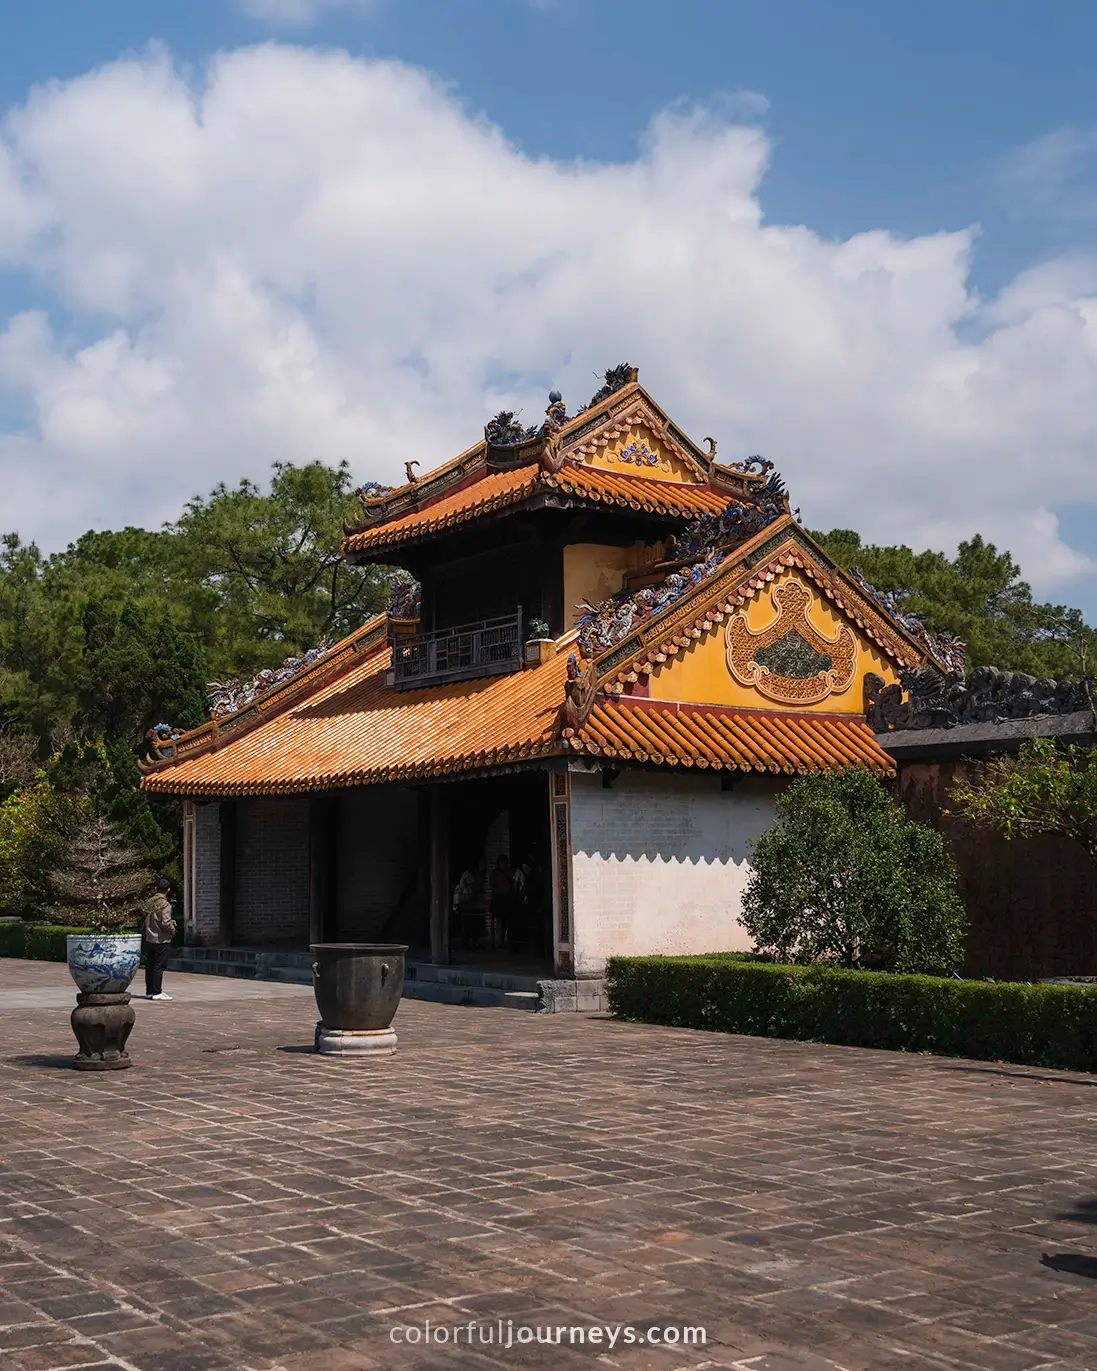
[1,0,1095,616]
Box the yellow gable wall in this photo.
[647,569,900,713]
[563,542,650,627]
[574,422,702,485]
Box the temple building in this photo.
[143,365,948,1002]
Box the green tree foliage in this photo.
[0,531,208,745]
[813,529,1096,680]
[0,771,90,918]
[741,768,967,975]
[949,738,1097,866]
[43,813,156,931]
[172,460,391,676]
[0,463,392,901]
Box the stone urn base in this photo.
[71,991,135,1071]
[315,1023,398,1056]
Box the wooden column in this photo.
[428,787,450,965]
[218,800,237,947]
[309,795,339,945]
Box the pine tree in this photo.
[44,815,156,931]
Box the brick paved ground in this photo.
[1,959,1096,1371]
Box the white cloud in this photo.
[237,0,376,25]
[1002,126,1097,223]
[0,44,1096,603]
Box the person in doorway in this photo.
[142,877,177,1001]
[510,858,532,953]
[489,854,513,951]
[452,859,487,950]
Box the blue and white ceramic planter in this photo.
[66,934,142,996]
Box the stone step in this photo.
[167,948,605,1013]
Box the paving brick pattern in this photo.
[1,959,1096,1371]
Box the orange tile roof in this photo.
[343,461,727,554]
[143,639,573,797]
[570,699,895,776]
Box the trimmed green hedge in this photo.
[0,922,97,962]
[605,955,1097,1073]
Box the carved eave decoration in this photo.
[138,616,389,778]
[590,522,933,695]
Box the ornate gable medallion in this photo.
[726,580,857,705]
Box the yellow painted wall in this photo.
[563,543,649,625]
[648,569,900,713]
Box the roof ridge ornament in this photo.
[207,640,334,719]
[583,363,638,411]
[866,664,1091,733]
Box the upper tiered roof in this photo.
[342,365,765,561]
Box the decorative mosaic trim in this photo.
[594,524,935,692]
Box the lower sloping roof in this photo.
[144,639,571,797]
[571,699,894,776]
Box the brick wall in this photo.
[568,769,781,976]
[191,802,222,944]
[234,797,310,945]
[337,787,421,940]
[900,760,1097,980]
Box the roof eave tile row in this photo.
[343,462,728,556]
[571,701,894,777]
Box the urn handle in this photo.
[380,961,389,986]
[312,961,320,981]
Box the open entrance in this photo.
[426,771,553,975]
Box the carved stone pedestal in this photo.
[315,1023,398,1056]
[71,991,135,1071]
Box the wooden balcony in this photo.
[391,611,524,690]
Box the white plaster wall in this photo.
[568,769,781,976]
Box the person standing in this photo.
[489,854,513,951]
[142,877,177,1001]
[452,858,487,951]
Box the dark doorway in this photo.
[441,771,553,971]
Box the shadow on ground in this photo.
[1059,1197,1097,1225]
[5,1054,75,1069]
[1042,1252,1097,1279]
[944,1064,1097,1088]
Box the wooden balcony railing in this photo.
[391,611,524,690]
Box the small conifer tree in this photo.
[44,815,157,931]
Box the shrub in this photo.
[0,922,97,962]
[949,736,1097,866]
[741,767,967,975]
[605,956,1097,1073]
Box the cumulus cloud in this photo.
[0,44,1096,601]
